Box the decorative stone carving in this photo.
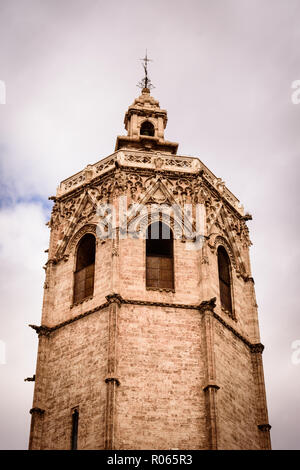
[258,424,271,432]
[251,343,265,354]
[198,297,217,312]
[126,154,152,165]
[29,324,51,337]
[154,156,164,169]
[95,158,115,174]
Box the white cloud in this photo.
[0,202,48,449]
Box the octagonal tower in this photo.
[28,87,271,450]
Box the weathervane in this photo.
[137,50,154,90]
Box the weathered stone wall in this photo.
[214,320,260,449]
[116,304,206,450]
[36,311,108,450]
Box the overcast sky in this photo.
[0,0,299,450]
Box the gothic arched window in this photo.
[146,221,174,289]
[217,246,233,313]
[140,120,155,137]
[73,233,95,304]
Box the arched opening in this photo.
[73,233,96,303]
[140,120,155,137]
[217,246,233,313]
[146,221,174,289]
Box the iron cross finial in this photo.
[137,50,154,90]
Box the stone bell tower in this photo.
[28,60,271,450]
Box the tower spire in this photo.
[137,50,154,91]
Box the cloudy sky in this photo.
[0,0,299,450]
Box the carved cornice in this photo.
[57,169,115,203]
[29,303,110,336]
[52,167,246,256]
[55,150,244,218]
[31,295,264,354]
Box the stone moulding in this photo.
[203,383,220,392]
[213,311,264,353]
[29,294,264,354]
[29,302,110,336]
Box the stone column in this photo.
[243,276,260,343]
[28,328,50,449]
[41,259,56,325]
[198,199,212,301]
[200,298,220,450]
[251,344,272,449]
[29,407,45,450]
[200,239,210,300]
[104,294,121,449]
[130,114,138,137]
[157,116,164,139]
[111,232,120,294]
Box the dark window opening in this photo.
[217,246,233,313]
[146,221,174,289]
[73,234,95,304]
[71,408,79,450]
[140,121,155,137]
